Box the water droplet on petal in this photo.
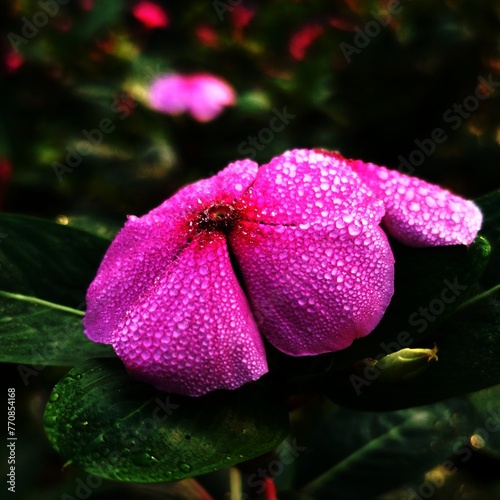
[347,223,361,236]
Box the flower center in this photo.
[197,203,237,232]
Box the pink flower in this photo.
[84,149,482,396]
[132,1,169,29]
[148,73,236,122]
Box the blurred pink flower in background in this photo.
[148,73,236,122]
[132,1,169,29]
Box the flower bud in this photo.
[373,345,438,383]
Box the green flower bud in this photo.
[374,345,438,383]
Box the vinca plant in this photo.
[2,1,500,499]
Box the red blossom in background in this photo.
[231,4,255,41]
[132,1,169,29]
[0,158,12,210]
[4,50,23,74]
[289,24,325,60]
[84,149,482,397]
[195,25,219,49]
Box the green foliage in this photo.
[44,358,289,483]
[0,214,114,364]
[298,398,476,498]
[325,190,500,410]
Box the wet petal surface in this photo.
[349,160,483,247]
[112,233,268,396]
[230,218,394,356]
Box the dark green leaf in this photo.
[475,189,500,289]
[0,299,114,365]
[298,398,475,499]
[0,214,114,365]
[44,358,289,483]
[324,191,500,410]
[328,234,491,368]
[325,294,500,411]
[469,384,500,457]
[0,214,110,306]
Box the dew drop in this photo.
[45,415,57,427]
[132,452,155,466]
[179,462,191,473]
[178,319,190,331]
[49,392,59,402]
[347,223,361,236]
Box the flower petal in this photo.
[230,221,394,356]
[186,74,236,122]
[84,159,258,345]
[237,149,385,228]
[149,74,189,115]
[348,160,483,247]
[111,232,268,396]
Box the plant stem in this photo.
[458,283,500,310]
[0,290,85,316]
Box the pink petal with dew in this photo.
[84,159,258,345]
[232,149,394,355]
[112,232,268,396]
[230,222,394,356]
[148,74,189,115]
[186,74,236,122]
[238,149,386,228]
[348,160,483,247]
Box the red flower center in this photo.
[197,203,237,232]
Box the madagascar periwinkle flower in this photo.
[84,149,482,396]
[148,73,236,122]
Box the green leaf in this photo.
[298,398,475,499]
[328,234,491,368]
[475,189,500,289]
[0,298,114,366]
[326,290,500,411]
[469,384,500,457]
[0,214,110,305]
[324,191,500,410]
[44,358,289,483]
[0,214,114,365]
